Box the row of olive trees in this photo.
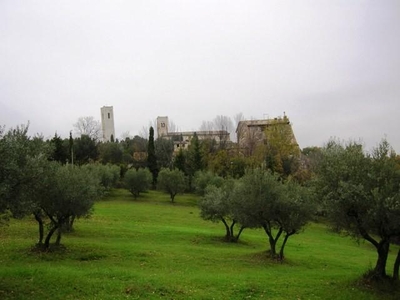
[0,125,120,249]
[121,166,312,261]
[198,169,314,260]
[196,138,400,280]
[123,167,186,202]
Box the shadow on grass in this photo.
[191,233,253,247]
[28,243,108,262]
[354,269,400,300]
[100,189,199,207]
[246,250,297,266]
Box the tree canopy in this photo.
[124,168,152,199]
[314,139,400,280]
[233,169,313,259]
[199,179,244,242]
[0,124,51,221]
[36,163,102,249]
[157,168,186,202]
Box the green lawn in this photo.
[0,189,398,299]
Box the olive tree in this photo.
[0,124,51,223]
[157,168,186,202]
[199,179,244,242]
[234,169,312,260]
[315,139,400,280]
[123,168,152,199]
[36,164,102,249]
[273,180,313,259]
[193,170,224,196]
[83,163,120,192]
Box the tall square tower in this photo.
[101,106,115,142]
[157,116,169,138]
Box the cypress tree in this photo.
[50,133,68,164]
[186,132,203,191]
[147,126,158,188]
[174,148,186,173]
[69,131,74,165]
[189,132,203,172]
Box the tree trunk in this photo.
[393,248,400,280]
[372,240,390,279]
[44,225,59,249]
[55,226,62,245]
[66,215,76,232]
[278,233,292,261]
[235,226,245,242]
[263,223,282,257]
[229,221,236,240]
[221,217,231,241]
[33,211,44,245]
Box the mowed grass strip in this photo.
[0,189,398,299]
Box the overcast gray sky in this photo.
[1,1,399,151]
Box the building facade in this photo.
[236,114,299,156]
[156,116,230,152]
[100,106,115,142]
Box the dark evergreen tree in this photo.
[155,138,174,169]
[98,142,123,165]
[188,132,203,172]
[147,127,158,188]
[174,148,186,172]
[50,133,68,164]
[74,135,98,165]
[69,131,74,165]
[186,133,203,191]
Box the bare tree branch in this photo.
[73,116,102,141]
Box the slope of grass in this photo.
[0,189,399,299]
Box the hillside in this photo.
[0,189,398,299]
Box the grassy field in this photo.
[0,189,399,299]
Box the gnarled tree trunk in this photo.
[65,215,76,232]
[221,217,231,241]
[221,218,243,242]
[44,225,59,249]
[263,222,282,258]
[55,226,62,245]
[356,218,390,280]
[33,211,44,245]
[235,226,245,242]
[278,231,295,261]
[393,248,400,280]
[373,240,390,279]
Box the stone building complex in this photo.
[99,107,299,157]
[157,116,230,151]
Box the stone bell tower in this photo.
[101,106,115,142]
[157,116,169,138]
